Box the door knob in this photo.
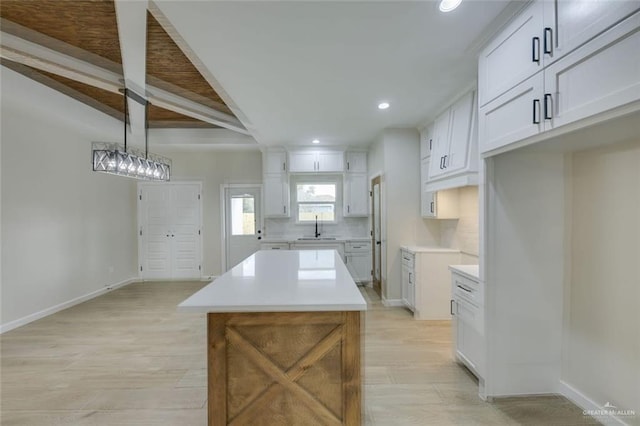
[376,241,381,245]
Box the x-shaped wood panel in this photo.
[226,325,343,426]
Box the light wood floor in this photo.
[0,281,598,425]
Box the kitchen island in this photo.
[179,249,367,425]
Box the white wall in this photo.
[1,69,138,329]
[563,140,640,418]
[154,148,263,276]
[381,129,440,301]
[485,151,565,396]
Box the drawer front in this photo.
[453,273,483,306]
[345,241,371,253]
[401,251,415,269]
[261,243,289,250]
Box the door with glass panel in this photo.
[225,186,262,271]
[138,183,202,280]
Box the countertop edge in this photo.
[177,303,368,313]
[449,264,480,281]
[401,246,461,254]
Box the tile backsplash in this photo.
[264,217,369,239]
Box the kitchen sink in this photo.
[297,237,337,241]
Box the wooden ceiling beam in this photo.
[114,0,148,141]
[1,29,249,134]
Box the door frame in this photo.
[220,183,264,273]
[137,180,203,281]
[370,174,382,296]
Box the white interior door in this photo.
[141,186,172,279]
[139,183,202,280]
[225,186,262,271]
[171,185,202,279]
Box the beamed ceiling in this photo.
[0,0,243,130]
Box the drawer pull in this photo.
[457,285,472,293]
[450,299,455,315]
[532,36,540,63]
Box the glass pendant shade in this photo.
[92,142,171,181]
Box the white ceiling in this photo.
[155,0,515,147]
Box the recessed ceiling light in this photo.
[439,0,462,12]
[312,139,320,144]
[378,102,390,110]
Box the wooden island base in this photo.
[207,311,361,425]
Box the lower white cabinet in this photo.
[344,241,372,283]
[450,267,484,379]
[401,248,461,319]
[260,242,289,250]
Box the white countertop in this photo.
[401,246,461,254]
[262,237,370,243]
[178,250,367,313]
[449,264,480,281]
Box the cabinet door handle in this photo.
[440,156,444,169]
[443,155,448,168]
[544,27,553,55]
[429,138,432,151]
[430,201,434,213]
[282,162,286,171]
[544,93,553,120]
[347,205,350,213]
[409,272,412,284]
[451,299,455,315]
[532,36,540,63]
[283,206,286,214]
[532,99,541,124]
[347,161,350,170]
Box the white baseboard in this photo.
[0,277,138,334]
[381,297,403,307]
[559,381,634,426]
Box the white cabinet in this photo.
[344,241,371,283]
[402,248,462,320]
[419,125,434,160]
[263,150,287,173]
[420,158,436,218]
[451,268,484,379]
[345,151,367,173]
[289,150,344,173]
[478,5,640,154]
[260,242,289,250]
[263,174,290,217]
[344,173,369,217]
[428,91,477,181]
[401,251,416,311]
[290,242,345,259]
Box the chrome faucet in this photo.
[315,215,321,238]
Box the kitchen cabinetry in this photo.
[290,242,345,259]
[263,149,290,218]
[478,4,640,154]
[343,173,368,217]
[401,248,461,319]
[260,242,289,250]
[263,149,288,173]
[344,241,372,284]
[289,150,344,173]
[450,266,484,380]
[420,125,434,160]
[345,151,367,173]
[263,174,290,218]
[426,90,478,191]
[344,151,368,217]
[401,251,416,311]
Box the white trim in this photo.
[559,381,632,426]
[0,277,139,334]
[381,297,404,307]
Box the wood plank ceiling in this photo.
[0,0,236,129]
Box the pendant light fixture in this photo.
[92,89,171,181]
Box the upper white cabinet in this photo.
[428,90,478,186]
[344,173,369,217]
[263,149,290,218]
[263,149,287,173]
[478,2,640,154]
[263,173,290,217]
[419,125,434,160]
[345,151,367,173]
[478,0,638,108]
[344,151,368,217]
[289,150,344,173]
